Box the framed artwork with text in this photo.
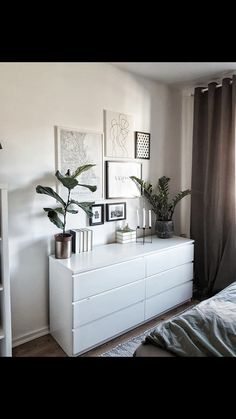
[106,161,142,199]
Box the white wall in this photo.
[0,63,183,344]
[179,92,194,237]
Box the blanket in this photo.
[146,281,236,357]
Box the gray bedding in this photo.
[145,281,236,357]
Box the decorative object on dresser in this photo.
[36,164,97,259]
[104,110,134,158]
[106,161,142,199]
[70,228,93,253]
[89,204,104,226]
[135,131,150,159]
[49,236,194,356]
[116,224,136,243]
[106,202,126,222]
[136,208,152,244]
[80,228,93,252]
[130,175,191,238]
[55,126,103,200]
[0,184,12,356]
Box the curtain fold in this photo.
[191,76,236,297]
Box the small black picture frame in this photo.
[89,204,104,226]
[106,202,126,222]
[135,131,150,159]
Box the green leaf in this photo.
[36,185,66,207]
[72,164,96,178]
[44,207,64,215]
[70,200,95,217]
[77,183,97,192]
[130,176,144,188]
[47,210,64,230]
[55,170,78,190]
[66,209,78,214]
[170,189,191,218]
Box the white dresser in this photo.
[49,236,194,356]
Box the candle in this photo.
[143,208,146,228]
[149,210,152,228]
[136,209,140,227]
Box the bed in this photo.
[134,281,236,357]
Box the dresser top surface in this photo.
[49,236,194,275]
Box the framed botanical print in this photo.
[55,126,104,201]
[106,161,142,199]
[89,204,104,226]
[106,202,126,222]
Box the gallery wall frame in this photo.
[55,126,104,201]
[135,131,151,159]
[104,110,134,159]
[106,160,142,199]
[89,204,104,226]
[106,202,126,222]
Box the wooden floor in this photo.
[13,300,197,357]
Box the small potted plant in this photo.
[130,175,191,238]
[36,165,97,258]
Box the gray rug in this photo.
[100,326,155,357]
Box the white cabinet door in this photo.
[145,281,193,320]
[73,257,145,301]
[146,244,194,277]
[73,279,145,327]
[146,263,193,298]
[73,301,145,355]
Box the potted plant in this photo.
[130,175,191,238]
[36,165,97,258]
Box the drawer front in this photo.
[73,279,145,327]
[73,301,145,355]
[73,257,145,301]
[146,244,194,277]
[145,281,193,320]
[146,262,193,298]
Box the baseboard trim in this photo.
[12,327,49,348]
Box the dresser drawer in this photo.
[73,279,145,327]
[146,262,193,298]
[146,244,194,277]
[73,301,145,354]
[145,281,193,320]
[73,257,145,301]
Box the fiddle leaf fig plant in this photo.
[36,164,97,235]
[130,175,191,221]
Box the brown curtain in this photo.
[190,76,236,297]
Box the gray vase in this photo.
[155,220,174,238]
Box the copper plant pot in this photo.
[55,233,72,259]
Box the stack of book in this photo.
[116,228,136,244]
[70,228,93,253]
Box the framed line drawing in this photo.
[55,126,104,201]
[135,131,150,159]
[104,110,134,158]
[106,161,142,199]
[106,202,126,222]
[89,204,104,226]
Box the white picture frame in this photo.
[106,161,142,199]
[55,126,104,201]
[104,110,134,158]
